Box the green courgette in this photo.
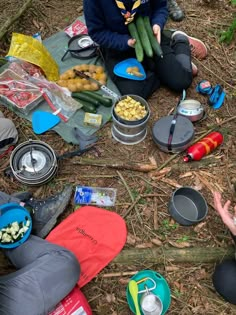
[79,91,113,107]
[135,16,153,58]
[71,92,100,107]
[143,16,163,58]
[73,98,97,113]
[127,22,144,62]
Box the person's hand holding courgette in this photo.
[128,38,136,48]
[153,24,161,44]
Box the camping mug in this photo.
[140,286,163,315]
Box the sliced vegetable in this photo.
[0,221,30,244]
[135,16,153,58]
[127,22,144,62]
[143,16,163,58]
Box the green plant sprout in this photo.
[219,1,236,44]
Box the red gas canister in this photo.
[183,131,223,162]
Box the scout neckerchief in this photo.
[115,0,141,24]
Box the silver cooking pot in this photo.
[177,99,205,122]
[10,140,58,186]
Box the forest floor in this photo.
[0,0,236,314]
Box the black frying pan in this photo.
[61,34,99,61]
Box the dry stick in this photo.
[193,57,236,91]
[102,271,138,278]
[73,157,157,172]
[211,53,233,78]
[0,0,33,40]
[123,193,169,218]
[123,194,141,218]
[220,43,235,67]
[117,170,142,223]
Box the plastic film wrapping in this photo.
[7,33,59,81]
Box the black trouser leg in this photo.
[153,34,193,92]
[212,259,236,304]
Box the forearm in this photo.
[150,0,168,30]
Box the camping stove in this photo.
[10,140,58,186]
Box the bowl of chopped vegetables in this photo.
[112,95,150,126]
[0,203,32,249]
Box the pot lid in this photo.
[10,140,58,185]
[152,115,194,149]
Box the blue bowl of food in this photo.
[0,203,32,249]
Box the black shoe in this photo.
[27,185,73,238]
[168,0,185,22]
[11,191,33,202]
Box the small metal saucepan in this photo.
[177,99,205,122]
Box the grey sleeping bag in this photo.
[0,235,80,315]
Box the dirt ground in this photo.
[0,0,236,314]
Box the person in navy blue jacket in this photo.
[83,0,207,99]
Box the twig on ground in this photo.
[102,271,138,278]
[211,53,233,78]
[193,57,236,91]
[117,170,142,223]
[220,43,235,67]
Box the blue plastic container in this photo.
[0,203,32,249]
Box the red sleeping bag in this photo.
[46,206,127,287]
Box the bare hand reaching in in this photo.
[213,191,236,236]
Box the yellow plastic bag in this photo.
[7,33,59,81]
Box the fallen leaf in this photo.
[194,222,206,233]
[32,19,40,29]
[192,175,203,191]
[149,156,157,167]
[119,278,130,285]
[126,233,137,245]
[142,205,152,218]
[151,238,162,246]
[105,293,116,303]
[179,171,193,178]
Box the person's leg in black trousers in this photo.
[212,259,236,304]
[154,33,193,92]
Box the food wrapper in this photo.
[64,20,88,37]
[0,62,82,120]
[7,33,59,81]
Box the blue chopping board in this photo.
[113,58,146,81]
